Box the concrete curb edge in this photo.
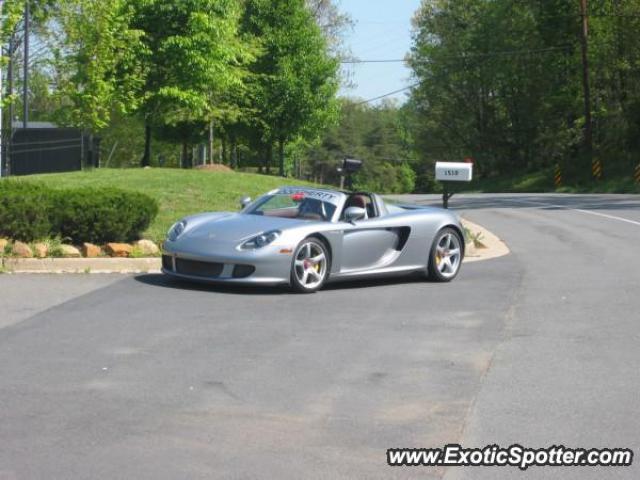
[2,257,162,274]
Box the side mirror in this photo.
[344,206,366,224]
[240,196,252,209]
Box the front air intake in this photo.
[232,264,256,278]
[175,258,224,278]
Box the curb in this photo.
[461,218,510,263]
[2,257,161,274]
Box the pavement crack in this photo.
[451,259,526,450]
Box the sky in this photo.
[338,0,422,105]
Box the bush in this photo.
[0,181,54,241]
[54,188,158,243]
[0,180,158,243]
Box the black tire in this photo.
[290,237,330,293]
[427,227,464,282]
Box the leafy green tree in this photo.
[132,0,251,167]
[408,0,640,186]
[242,0,340,176]
[304,99,416,193]
[52,0,147,131]
[409,0,580,177]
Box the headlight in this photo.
[240,230,281,250]
[167,220,187,242]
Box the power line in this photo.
[350,43,584,104]
[342,45,574,65]
[342,59,406,64]
[354,82,420,105]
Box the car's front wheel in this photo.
[290,237,330,293]
[427,227,463,282]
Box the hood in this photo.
[181,212,310,244]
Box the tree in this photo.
[303,99,417,193]
[407,0,640,186]
[242,0,339,176]
[132,0,251,167]
[306,0,353,58]
[51,0,147,131]
[408,0,584,179]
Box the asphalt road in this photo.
[0,193,638,479]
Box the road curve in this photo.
[0,193,638,479]
[399,193,640,480]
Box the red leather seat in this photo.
[347,195,367,209]
[344,195,369,220]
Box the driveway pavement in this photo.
[0,193,638,479]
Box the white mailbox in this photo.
[435,162,473,182]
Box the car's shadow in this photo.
[133,272,430,295]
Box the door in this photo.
[339,219,402,272]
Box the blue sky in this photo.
[338,0,422,104]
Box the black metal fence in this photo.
[1,127,100,177]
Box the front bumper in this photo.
[161,244,292,285]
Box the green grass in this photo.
[22,168,321,242]
[461,169,640,194]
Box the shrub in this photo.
[0,180,158,244]
[0,181,54,241]
[53,188,158,244]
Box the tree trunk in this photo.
[222,136,228,165]
[266,143,272,175]
[278,137,285,177]
[141,122,152,167]
[181,141,189,169]
[231,137,238,169]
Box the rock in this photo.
[33,243,49,258]
[105,243,133,258]
[60,245,81,258]
[82,243,101,258]
[134,239,159,256]
[0,238,8,253]
[12,241,33,258]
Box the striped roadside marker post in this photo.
[554,164,562,188]
[592,158,603,180]
[635,163,640,184]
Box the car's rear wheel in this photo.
[291,238,330,293]
[427,227,463,282]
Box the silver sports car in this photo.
[162,187,465,292]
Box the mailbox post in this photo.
[340,157,363,191]
[435,161,474,208]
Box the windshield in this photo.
[247,193,337,222]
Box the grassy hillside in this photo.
[462,169,640,194]
[24,168,320,242]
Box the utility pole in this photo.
[23,0,29,129]
[0,0,4,178]
[8,34,13,126]
[579,0,592,157]
[6,33,14,176]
